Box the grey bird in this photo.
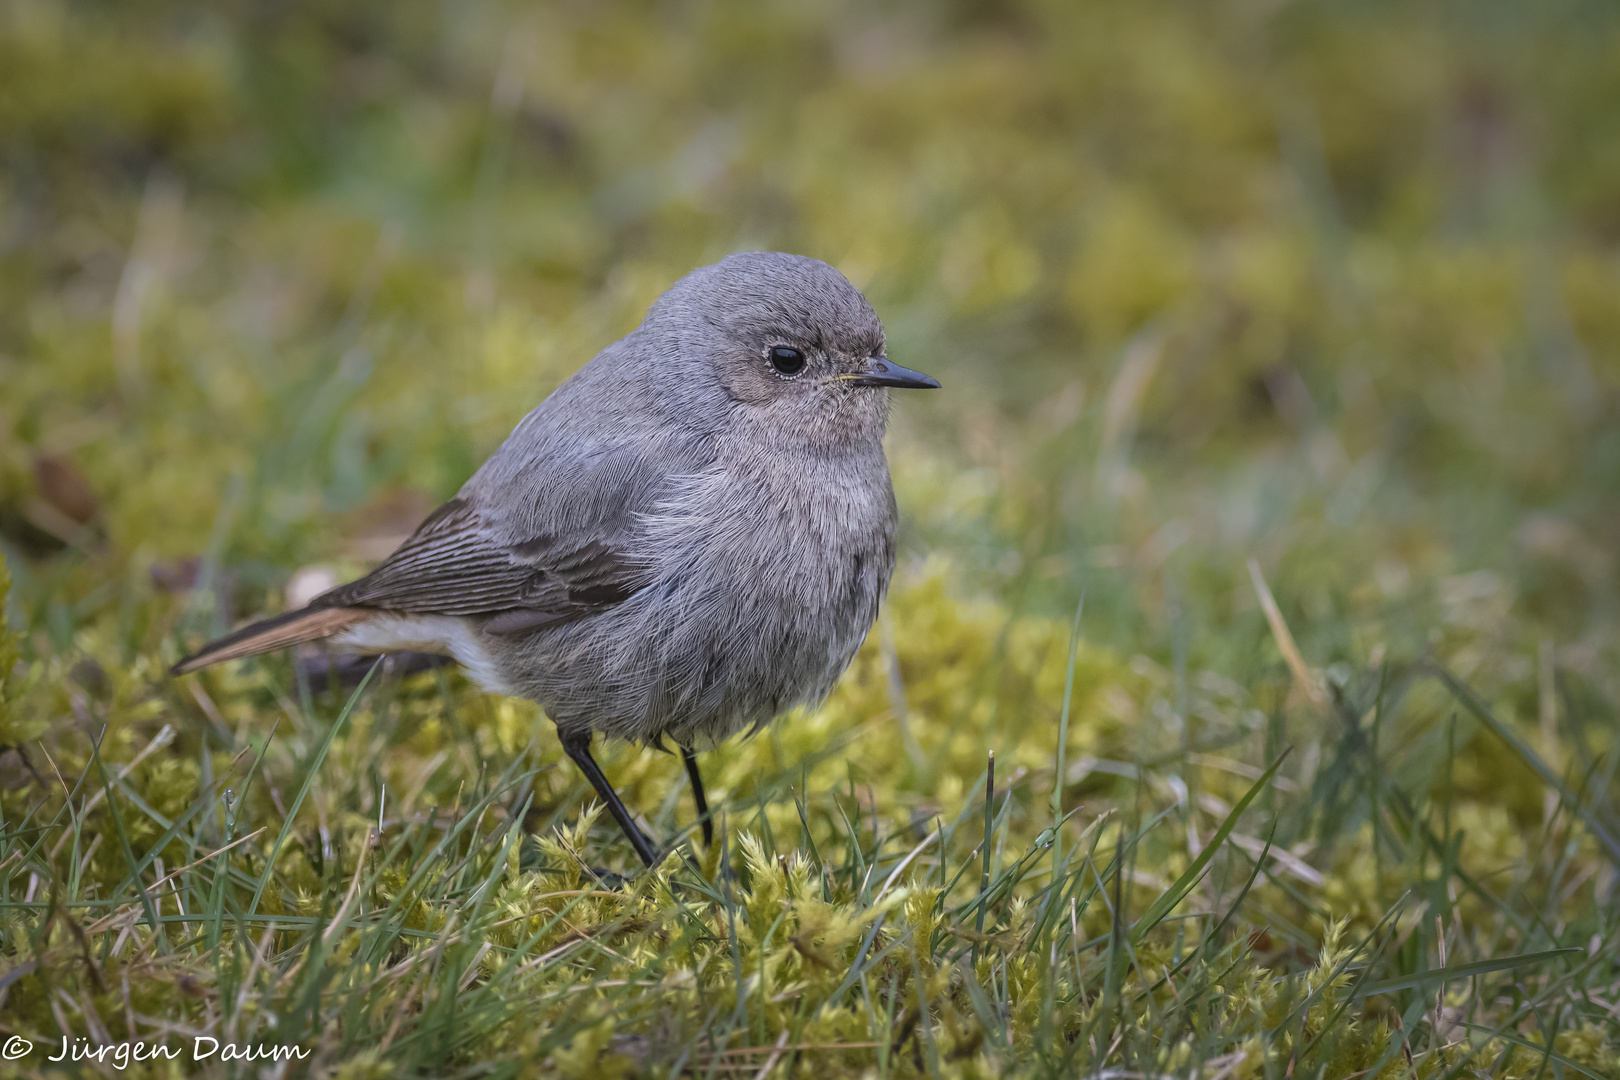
[172,251,939,867]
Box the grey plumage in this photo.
[174,251,939,862]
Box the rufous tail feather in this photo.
[171,606,369,675]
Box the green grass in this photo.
[3,0,1620,1076]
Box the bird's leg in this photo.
[680,745,714,847]
[560,730,660,868]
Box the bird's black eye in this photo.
[768,346,806,376]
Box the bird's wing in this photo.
[172,435,683,674]
[312,495,647,633]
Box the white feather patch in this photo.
[333,615,512,696]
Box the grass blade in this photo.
[1352,947,1584,999]
[1433,663,1620,864]
[248,660,380,915]
[1130,750,1288,944]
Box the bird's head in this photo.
[642,251,939,446]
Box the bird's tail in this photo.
[171,606,369,675]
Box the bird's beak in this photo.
[849,356,941,389]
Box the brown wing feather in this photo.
[312,499,533,614]
[312,497,646,627]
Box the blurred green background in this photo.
[2,0,1616,677]
[3,0,1620,1071]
